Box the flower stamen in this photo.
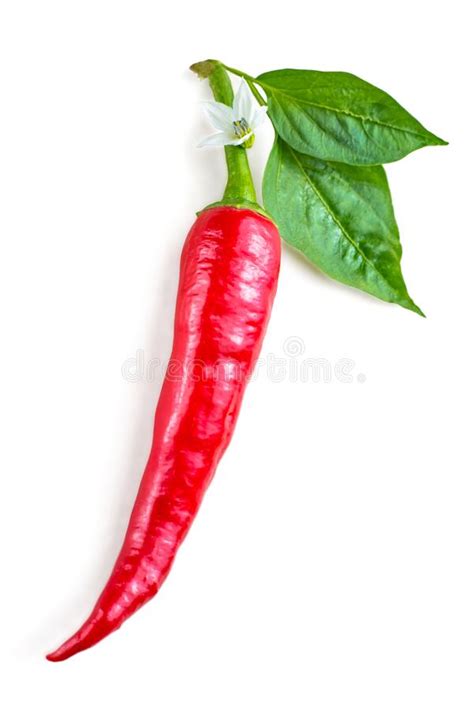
[233,118,255,149]
[233,118,250,138]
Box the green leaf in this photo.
[263,138,423,315]
[257,69,447,166]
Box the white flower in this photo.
[198,79,267,149]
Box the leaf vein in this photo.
[270,90,428,141]
[285,144,399,295]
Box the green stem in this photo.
[222,64,267,106]
[190,60,257,205]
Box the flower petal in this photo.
[251,105,268,128]
[233,79,254,122]
[198,132,232,148]
[201,101,234,131]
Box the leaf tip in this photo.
[405,300,426,317]
[430,133,448,147]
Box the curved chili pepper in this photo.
[47,60,280,662]
[46,206,280,661]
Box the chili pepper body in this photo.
[47,206,280,661]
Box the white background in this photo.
[1,1,472,706]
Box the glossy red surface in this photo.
[47,207,281,661]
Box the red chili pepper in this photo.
[47,63,280,661]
